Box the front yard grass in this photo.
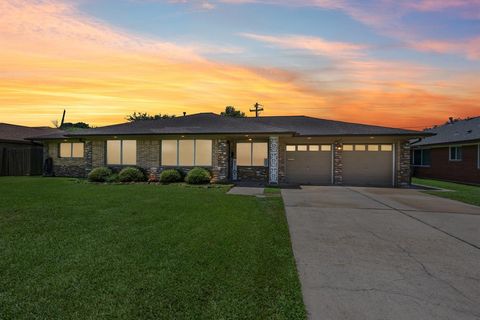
[0,177,305,319]
[412,177,480,207]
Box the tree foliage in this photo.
[126,112,176,122]
[220,106,246,118]
[61,122,90,130]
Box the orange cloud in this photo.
[0,0,478,130]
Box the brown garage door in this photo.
[342,144,394,187]
[286,144,332,184]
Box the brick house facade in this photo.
[35,113,426,187]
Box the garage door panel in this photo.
[286,150,332,185]
[342,146,393,187]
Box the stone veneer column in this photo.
[211,139,228,183]
[84,140,93,176]
[396,140,411,187]
[269,136,279,184]
[333,141,343,185]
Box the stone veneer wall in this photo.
[333,141,343,185]
[211,139,228,182]
[278,140,287,183]
[47,142,86,177]
[396,140,411,187]
[237,166,268,182]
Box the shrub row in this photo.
[88,166,211,184]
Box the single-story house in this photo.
[31,113,430,187]
[411,117,480,184]
[0,123,62,176]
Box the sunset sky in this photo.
[1,0,479,129]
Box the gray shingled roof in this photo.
[30,113,429,139]
[413,117,480,147]
[249,116,427,136]
[0,123,64,144]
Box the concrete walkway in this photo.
[227,186,264,196]
[283,186,480,320]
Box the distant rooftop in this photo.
[413,117,480,147]
[0,123,64,144]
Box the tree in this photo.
[126,112,175,122]
[220,106,245,118]
[61,122,90,129]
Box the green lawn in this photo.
[412,178,480,207]
[0,177,305,320]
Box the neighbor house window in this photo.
[413,149,431,166]
[449,146,462,161]
[107,140,136,165]
[59,142,84,158]
[236,142,268,166]
[161,140,212,166]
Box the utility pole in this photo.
[249,102,264,117]
[60,109,66,127]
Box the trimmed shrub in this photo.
[118,167,145,182]
[88,167,112,182]
[185,167,211,185]
[106,173,119,183]
[160,169,182,183]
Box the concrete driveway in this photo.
[282,186,480,320]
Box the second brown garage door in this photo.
[342,144,394,187]
[286,144,332,185]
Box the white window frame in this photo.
[449,146,462,161]
[106,140,137,165]
[59,142,84,158]
[161,139,213,167]
[236,142,268,167]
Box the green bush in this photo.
[118,167,145,182]
[185,167,211,185]
[160,169,182,183]
[106,173,119,183]
[88,167,112,182]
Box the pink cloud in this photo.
[240,33,367,58]
[411,37,480,60]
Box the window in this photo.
[309,145,319,151]
[59,142,84,158]
[381,144,393,151]
[321,145,331,151]
[161,140,212,166]
[297,145,307,151]
[413,149,431,166]
[286,145,296,151]
[355,145,366,151]
[343,144,354,151]
[367,145,379,151]
[237,142,268,166]
[195,140,213,166]
[449,146,462,161]
[107,140,136,165]
[179,140,194,166]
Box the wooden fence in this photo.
[0,145,43,176]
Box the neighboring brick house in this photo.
[411,117,480,185]
[31,113,429,187]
